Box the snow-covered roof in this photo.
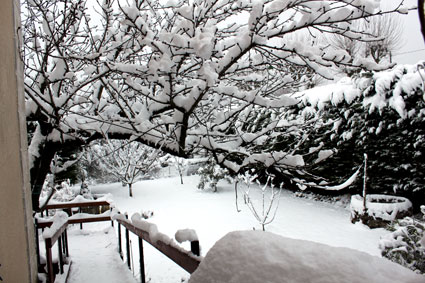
[189,230,424,283]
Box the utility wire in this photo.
[393,48,425,56]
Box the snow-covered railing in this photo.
[40,196,114,229]
[41,195,112,214]
[114,212,201,283]
[35,199,115,282]
[38,212,69,283]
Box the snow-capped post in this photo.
[363,153,368,214]
[175,229,200,256]
[191,241,200,257]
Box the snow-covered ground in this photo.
[66,226,136,283]
[76,175,395,282]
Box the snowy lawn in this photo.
[84,175,394,282]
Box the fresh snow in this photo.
[189,231,424,283]
[63,175,418,282]
[65,226,136,283]
[175,229,199,243]
[41,175,423,282]
[42,211,68,239]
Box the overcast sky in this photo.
[387,0,425,64]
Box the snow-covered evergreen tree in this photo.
[298,63,425,210]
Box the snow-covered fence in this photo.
[114,212,201,283]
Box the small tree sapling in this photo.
[174,157,187,185]
[237,172,282,231]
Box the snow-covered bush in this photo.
[379,207,425,274]
[79,181,93,200]
[197,160,231,192]
[52,179,75,202]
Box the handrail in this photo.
[36,200,202,283]
[42,220,69,283]
[43,200,111,210]
[118,219,201,274]
[37,214,112,229]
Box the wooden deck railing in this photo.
[116,215,201,283]
[42,219,69,283]
[35,199,202,283]
[35,199,114,283]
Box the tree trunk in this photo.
[128,183,133,197]
[419,0,425,44]
[29,138,84,211]
[30,141,59,211]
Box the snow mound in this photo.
[175,229,198,243]
[42,211,68,239]
[189,231,424,283]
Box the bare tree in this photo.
[364,14,404,63]
[88,140,163,197]
[328,13,404,69]
[23,0,407,210]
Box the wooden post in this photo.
[125,214,131,269]
[79,208,83,230]
[61,234,66,255]
[111,208,114,227]
[45,239,54,283]
[191,241,200,256]
[118,221,123,259]
[139,238,146,283]
[58,237,64,274]
[35,219,40,268]
[64,229,69,257]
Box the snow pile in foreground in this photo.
[189,231,424,283]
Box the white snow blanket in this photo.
[189,231,424,283]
